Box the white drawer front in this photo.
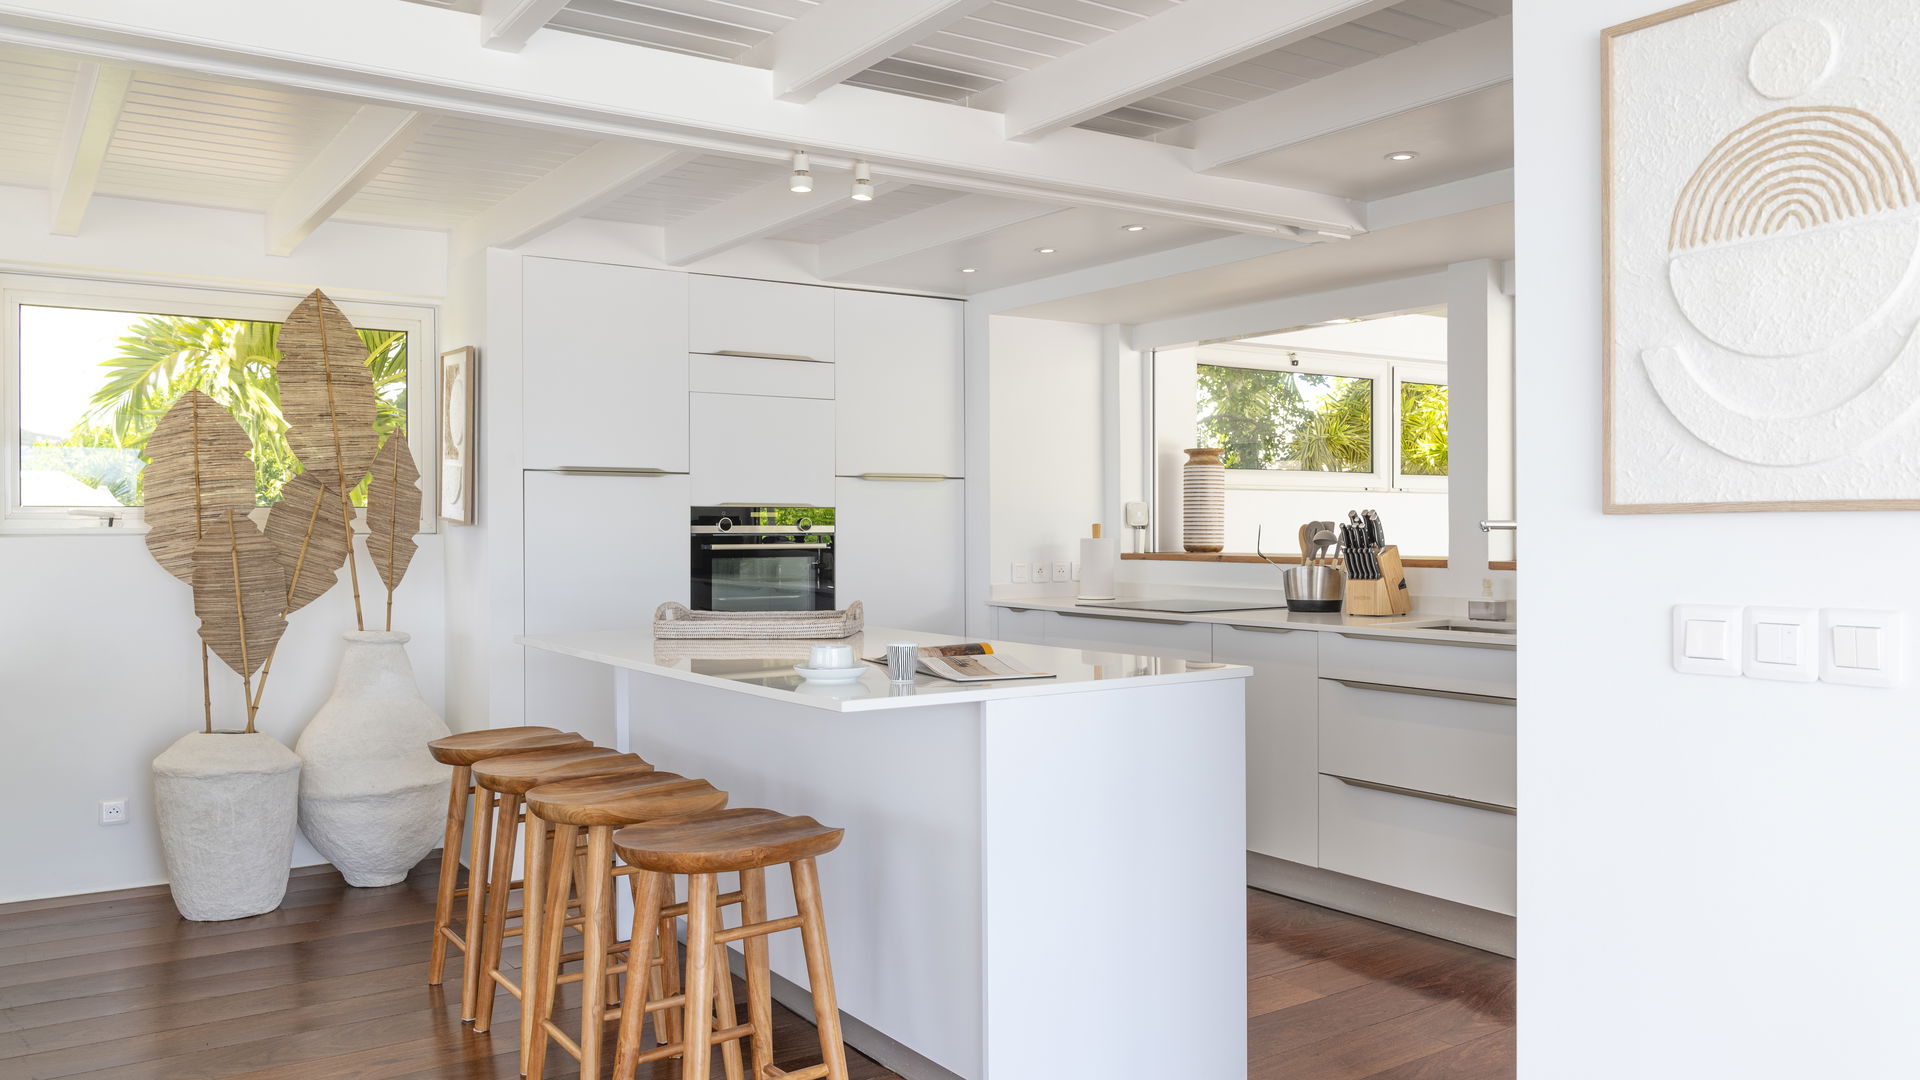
[1040,611,1212,660]
[689,353,834,399]
[1318,679,1516,808]
[994,607,1048,645]
[1318,632,1516,697]
[1317,774,1516,915]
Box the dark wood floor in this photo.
[0,858,1512,1079]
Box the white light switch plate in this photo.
[1674,605,1742,676]
[1743,607,1817,682]
[1820,609,1902,688]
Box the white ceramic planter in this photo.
[296,631,451,887]
[152,731,301,921]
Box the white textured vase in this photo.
[1182,447,1226,553]
[296,631,451,887]
[152,731,301,921]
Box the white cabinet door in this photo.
[524,471,689,744]
[522,258,688,471]
[1039,611,1213,660]
[688,276,835,362]
[688,393,835,507]
[1212,624,1320,867]
[994,606,1048,645]
[834,290,963,477]
[832,477,964,634]
[1318,774,1516,915]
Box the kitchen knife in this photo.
[1364,509,1384,551]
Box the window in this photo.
[1398,379,1449,479]
[4,275,435,533]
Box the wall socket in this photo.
[100,799,128,826]
[1051,561,1070,582]
[1011,562,1031,584]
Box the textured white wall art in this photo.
[1604,0,1920,512]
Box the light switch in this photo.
[1821,609,1901,687]
[1744,607,1816,682]
[1673,605,1742,676]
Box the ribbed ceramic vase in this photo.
[295,631,451,887]
[1182,447,1226,553]
[152,730,301,921]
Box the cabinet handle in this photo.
[1002,606,1037,613]
[540,466,676,477]
[851,473,949,482]
[703,543,831,551]
[1226,624,1297,634]
[1329,679,1514,706]
[1056,610,1189,626]
[1326,774,1516,815]
[1334,631,1515,652]
[709,350,826,364]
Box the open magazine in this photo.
[863,642,1056,683]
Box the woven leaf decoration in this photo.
[142,391,257,584]
[365,433,422,595]
[191,509,289,679]
[278,290,379,494]
[261,472,351,615]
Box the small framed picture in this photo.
[438,346,477,524]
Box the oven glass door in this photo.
[695,542,832,611]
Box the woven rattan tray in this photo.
[652,601,864,640]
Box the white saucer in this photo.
[793,664,865,684]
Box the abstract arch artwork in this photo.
[1604,0,1920,512]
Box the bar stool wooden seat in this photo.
[469,747,656,1035]
[424,726,589,1013]
[522,772,731,1079]
[610,808,850,1080]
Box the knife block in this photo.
[1344,545,1412,616]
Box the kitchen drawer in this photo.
[1040,610,1212,660]
[1318,678,1516,808]
[994,606,1048,645]
[1318,631,1516,698]
[1317,774,1516,915]
[689,353,833,399]
[688,393,835,507]
[688,276,834,362]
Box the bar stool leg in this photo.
[712,917,745,1080]
[611,870,666,1078]
[473,792,522,1034]
[739,867,776,1077]
[515,813,551,1076]
[460,788,498,1021]
[681,873,719,1080]
[792,858,851,1080]
[577,826,614,1077]
[429,764,471,986]
[658,875,684,1046]
[526,822,578,1080]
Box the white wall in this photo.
[987,315,1104,595]
[1516,5,1919,1077]
[0,193,450,902]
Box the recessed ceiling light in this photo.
[1120,224,1147,232]
[960,267,978,273]
[1384,150,1418,162]
[1035,246,1057,254]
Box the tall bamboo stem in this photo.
[190,401,213,734]
[384,450,400,632]
[223,510,257,734]
[249,492,326,717]
[316,312,366,631]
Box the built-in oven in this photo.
[689,506,836,612]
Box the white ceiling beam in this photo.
[265,105,430,256]
[816,194,1061,280]
[1188,16,1512,175]
[49,61,131,235]
[0,0,1364,236]
[740,0,994,103]
[665,168,896,266]
[1364,167,1513,232]
[455,141,699,254]
[479,0,569,52]
[973,0,1399,142]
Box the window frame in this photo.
[1391,363,1450,493]
[2,273,438,536]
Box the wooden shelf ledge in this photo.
[1121,552,1518,572]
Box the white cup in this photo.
[809,643,854,669]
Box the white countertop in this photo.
[989,596,1517,646]
[518,624,1250,713]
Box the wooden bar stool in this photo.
[425,726,589,1016]
[469,746,657,1037]
[523,772,731,1079]
[610,808,851,1080]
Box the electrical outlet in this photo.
[1051,561,1070,582]
[1011,562,1031,584]
[100,799,128,826]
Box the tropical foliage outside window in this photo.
[1399,382,1449,477]
[19,305,406,509]
[1196,364,1375,473]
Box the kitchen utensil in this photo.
[1312,529,1339,562]
[1283,564,1345,612]
[793,664,865,684]
[808,643,854,669]
[886,642,919,682]
[1297,523,1313,563]
[1364,509,1384,550]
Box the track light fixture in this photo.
[851,161,873,201]
[789,150,813,193]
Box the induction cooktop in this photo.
[1075,598,1290,614]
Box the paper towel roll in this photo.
[1078,535,1117,600]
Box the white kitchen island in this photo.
[518,626,1250,1080]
